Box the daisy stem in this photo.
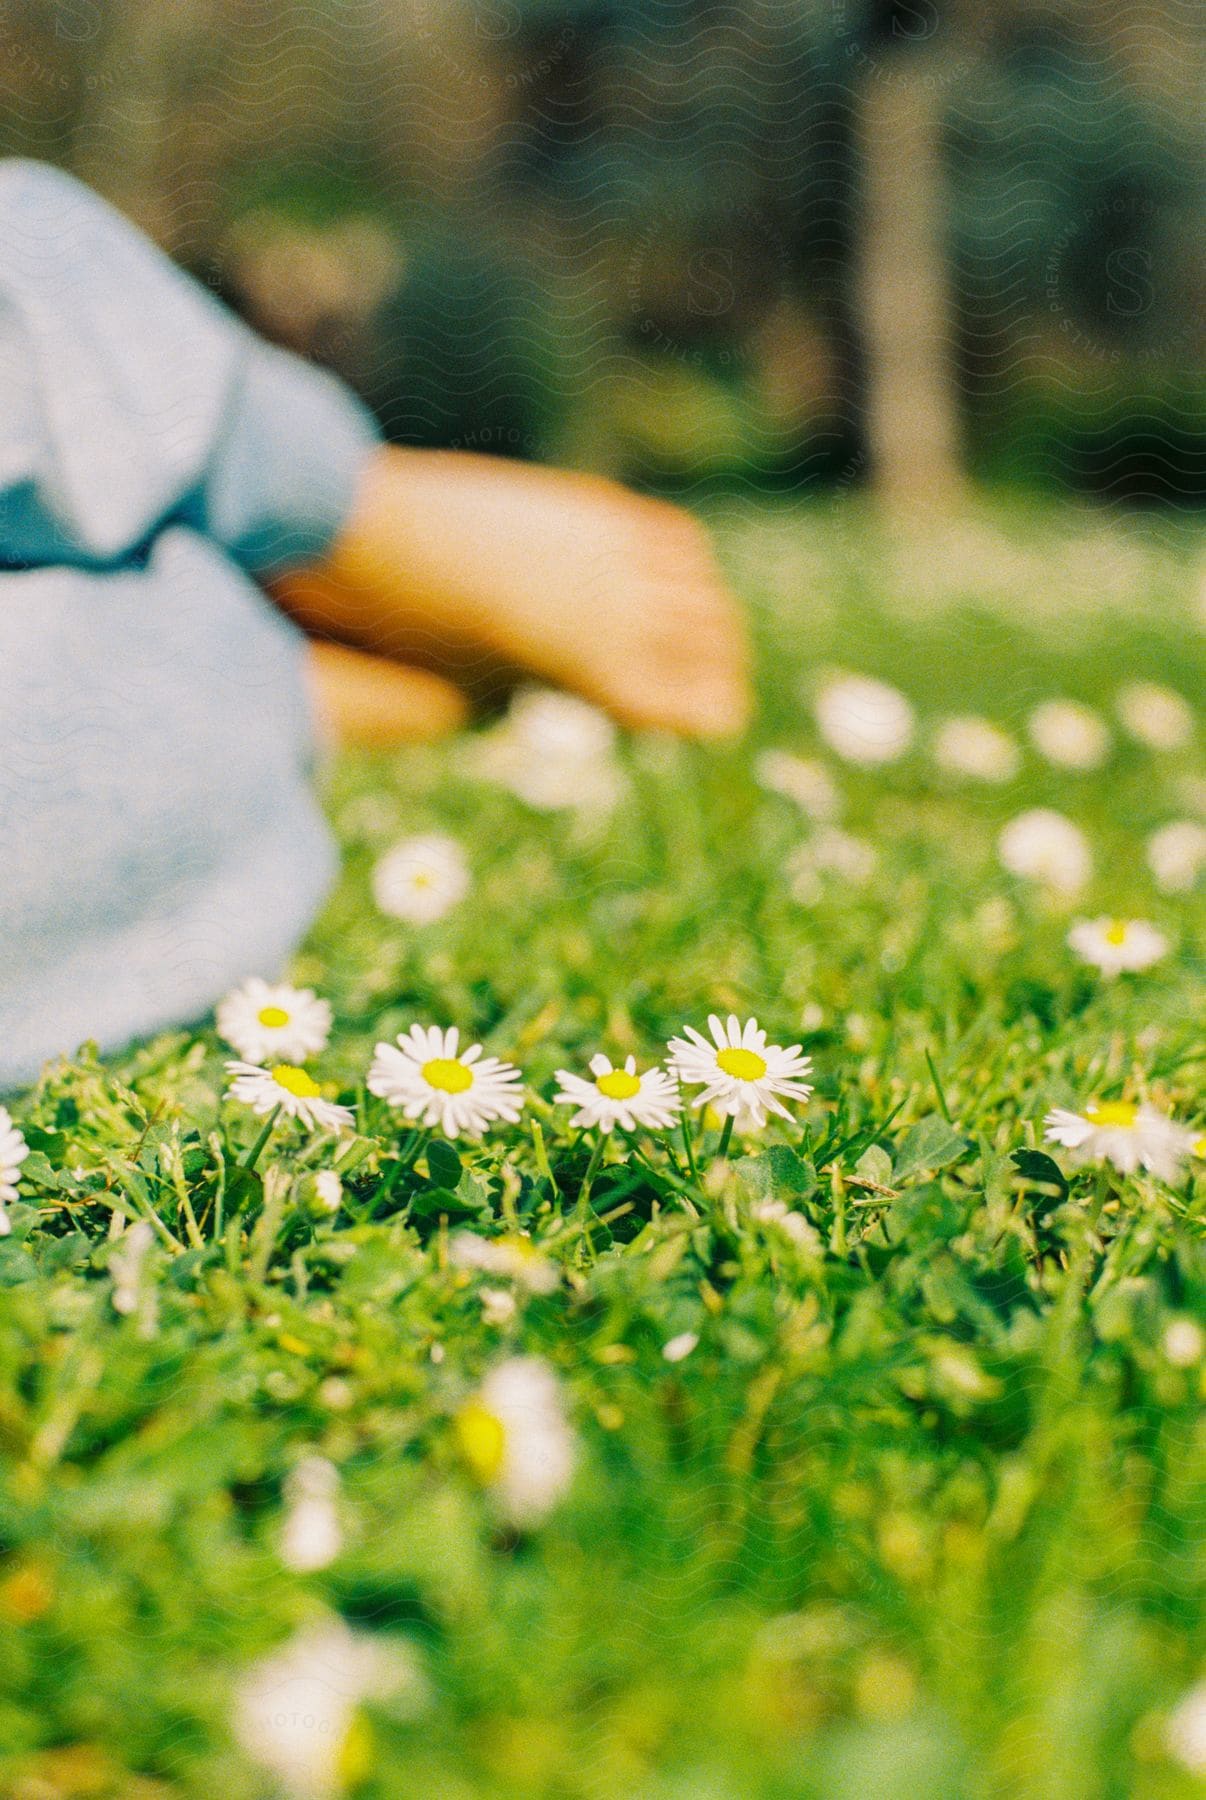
[376,1131,423,1216]
[531,1119,559,1199]
[679,1114,701,1187]
[1089,1166,1113,1231]
[716,1116,735,1161]
[925,1047,953,1124]
[628,1146,701,1220]
[242,1106,281,1172]
[397,1129,424,1172]
[580,1131,607,1204]
[248,1167,289,1285]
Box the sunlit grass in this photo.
[0,501,1202,1800]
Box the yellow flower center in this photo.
[257,1006,291,1028]
[716,1047,768,1083]
[1104,921,1129,947]
[270,1064,321,1099]
[455,1402,506,1483]
[422,1057,474,1094]
[1085,1100,1137,1129]
[596,1069,641,1100]
[412,871,433,888]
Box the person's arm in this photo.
[0,158,370,575]
[273,447,751,739]
[0,159,466,745]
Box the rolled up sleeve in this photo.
[0,158,379,576]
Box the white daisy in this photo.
[1027,699,1110,771]
[469,687,623,814]
[662,1331,699,1363]
[667,1015,813,1130]
[372,834,469,924]
[1067,917,1169,977]
[480,1286,518,1328]
[553,1054,681,1135]
[787,828,877,905]
[110,1220,154,1316]
[234,1619,427,1798]
[1166,1680,1206,1776]
[814,674,914,765]
[448,1231,560,1295]
[751,1197,819,1248]
[455,1357,576,1527]
[1115,681,1194,752]
[1162,1319,1204,1367]
[297,1169,343,1218]
[997,808,1092,894]
[1146,819,1206,894]
[932,715,1020,783]
[367,1025,524,1139]
[225,1061,354,1134]
[280,1456,343,1574]
[754,750,841,820]
[0,1106,29,1238]
[1044,1100,1195,1183]
[216,977,332,1065]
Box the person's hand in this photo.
[306,640,467,749]
[273,449,751,740]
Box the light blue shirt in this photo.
[0,161,380,1090]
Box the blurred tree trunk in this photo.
[856,50,965,513]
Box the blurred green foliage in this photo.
[1,1,1201,498]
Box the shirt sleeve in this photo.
[0,159,380,577]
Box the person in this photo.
[0,160,749,1091]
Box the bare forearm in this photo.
[272,444,750,737]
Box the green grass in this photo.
[0,500,1203,1800]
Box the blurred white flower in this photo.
[1067,918,1169,977]
[754,749,841,819]
[298,1170,343,1219]
[788,829,878,904]
[1146,820,1206,893]
[1115,681,1194,752]
[1045,1100,1194,1182]
[280,1456,343,1574]
[750,1197,818,1247]
[372,834,469,925]
[1162,1319,1204,1367]
[448,1231,560,1295]
[226,1062,354,1135]
[997,809,1092,894]
[110,1220,154,1317]
[553,1053,681,1135]
[470,687,624,814]
[456,1357,576,1527]
[931,715,1020,783]
[814,674,914,765]
[0,1105,29,1239]
[318,1377,355,1411]
[1027,699,1110,770]
[217,979,332,1065]
[662,1331,699,1363]
[480,1286,518,1328]
[970,896,1017,952]
[233,1619,426,1798]
[1165,1679,1206,1776]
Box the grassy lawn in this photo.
[0,500,1203,1800]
